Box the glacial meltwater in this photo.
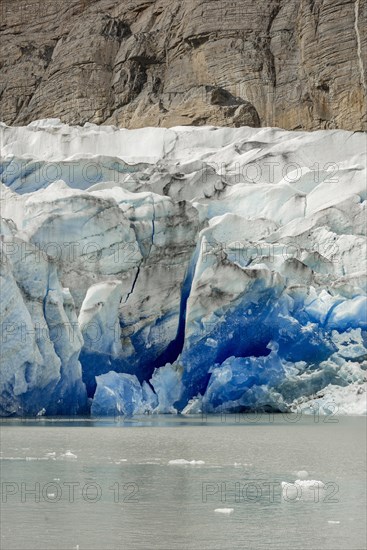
[0,415,366,550]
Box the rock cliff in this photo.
[0,0,366,130]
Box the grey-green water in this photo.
[0,415,366,550]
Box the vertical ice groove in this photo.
[149,242,201,370]
[42,265,51,323]
[151,197,156,247]
[355,0,367,96]
[122,196,155,305]
[124,265,141,304]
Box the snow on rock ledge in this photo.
[0,122,366,416]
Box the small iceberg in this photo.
[60,450,77,460]
[168,459,205,465]
[214,508,234,514]
[282,480,325,500]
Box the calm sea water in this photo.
[0,415,366,550]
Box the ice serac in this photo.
[0,220,87,416]
[78,280,124,395]
[0,122,366,416]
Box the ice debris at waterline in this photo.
[0,120,366,417]
[281,480,326,501]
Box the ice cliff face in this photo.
[0,120,366,416]
[0,0,366,131]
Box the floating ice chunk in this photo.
[214,508,234,514]
[283,480,325,489]
[60,451,77,460]
[281,480,325,500]
[168,459,205,465]
[328,521,340,524]
[45,452,56,458]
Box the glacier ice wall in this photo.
[0,120,366,416]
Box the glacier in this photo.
[0,120,366,416]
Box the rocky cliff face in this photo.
[0,0,366,130]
